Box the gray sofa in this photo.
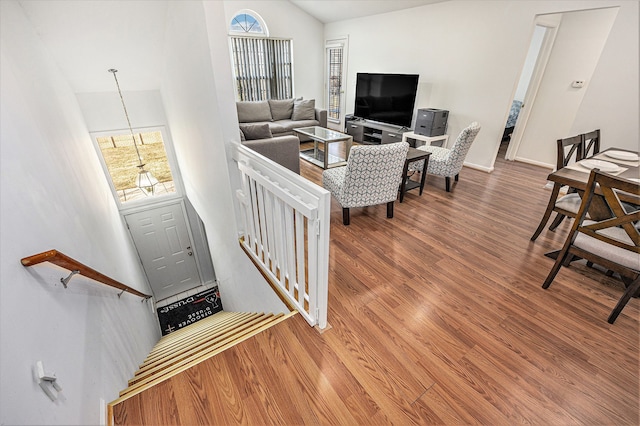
[242,135,301,174]
[237,98,327,140]
[237,98,327,174]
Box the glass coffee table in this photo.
[295,126,353,169]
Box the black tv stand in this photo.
[345,118,413,145]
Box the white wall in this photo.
[160,1,286,314]
[325,0,639,171]
[76,90,169,133]
[516,7,619,167]
[222,0,325,105]
[0,2,159,424]
[570,1,639,149]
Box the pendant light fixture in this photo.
[108,68,158,195]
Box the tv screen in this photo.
[354,73,419,128]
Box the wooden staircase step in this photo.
[118,311,296,399]
[143,312,258,363]
[131,313,271,383]
[151,311,244,348]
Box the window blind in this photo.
[230,37,293,101]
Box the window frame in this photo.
[324,37,348,129]
[326,42,344,124]
[228,10,294,101]
[229,9,269,36]
[90,125,184,211]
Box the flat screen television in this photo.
[354,73,419,128]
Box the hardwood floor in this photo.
[114,146,639,425]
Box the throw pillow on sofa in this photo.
[292,99,315,121]
[268,99,294,120]
[237,100,272,123]
[240,123,273,140]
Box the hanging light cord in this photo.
[108,69,144,169]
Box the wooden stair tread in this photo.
[143,312,261,363]
[151,311,246,348]
[116,310,297,400]
[130,313,273,384]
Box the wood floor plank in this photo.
[280,315,383,423]
[171,365,217,425]
[261,321,360,425]
[113,146,639,425]
[197,351,255,425]
[413,383,471,425]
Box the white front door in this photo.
[125,202,201,300]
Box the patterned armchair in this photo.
[410,122,481,192]
[322,142,409,225]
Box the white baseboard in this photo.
[514,156,555,170]
[463,162,494,173]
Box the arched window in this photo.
[228,10,292,101]
[229,10,268,36]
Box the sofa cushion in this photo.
[239,128,246,141]
[269,99,294,120]
[240,123,273,140]
[274,119,319,133]
[266,121,288,135]
[292,99,315,121]
[237,101,272,123]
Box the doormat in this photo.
[156,286,223,336]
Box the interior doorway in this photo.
[500,25,546,155]
[503,16,560,161]
[499,7,619,167]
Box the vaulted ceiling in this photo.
[18,0,447,93]
[289,0,447,23]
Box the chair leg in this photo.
[387,201,394,218]
[542,246,573,289]
[608,277,640,324]
[621,276,640,298]
[342,208,350,226]
[455,174,459,182]
[548,212,566,231]
[445,177,451,192]
[531,183,562,241]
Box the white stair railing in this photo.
[232,142,330,329]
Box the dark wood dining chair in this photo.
[546,130,603,230]
[542,169,640,323]
[583,129,601,158]
[531,134,585,241]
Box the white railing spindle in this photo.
[233,142,330,329]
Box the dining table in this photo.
[544,147,639,258]
[547,147,639,219]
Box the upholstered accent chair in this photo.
[322,142,409,225]
[542,169,640,324]
[410,122,481,192]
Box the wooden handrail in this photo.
[21,249,151,299]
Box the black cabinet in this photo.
[345,119,411,145]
